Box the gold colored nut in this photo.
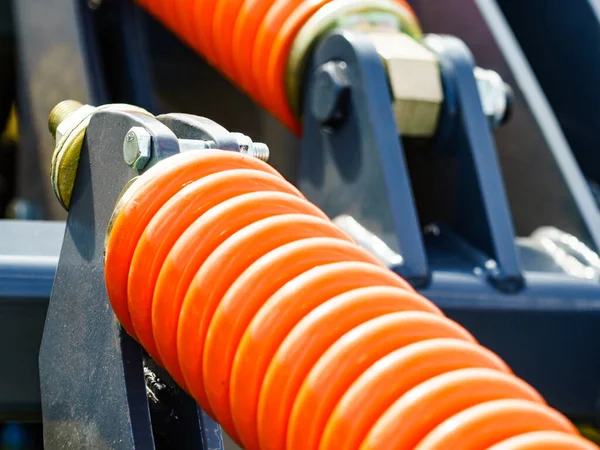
[286,0,422,119]
[369,32,444,137]
[49,102,153,210]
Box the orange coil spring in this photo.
[133,0,416,135]
[104,150,597,450]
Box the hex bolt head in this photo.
[311,61,350,128]
[474,67,512,128]
[123,127,152,170]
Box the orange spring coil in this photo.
[104,150,598,450]
[133,0,416,135]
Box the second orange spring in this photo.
[104,150,597,450]
[134,0,418,134]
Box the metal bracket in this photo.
[39,110,224,449]
[425,34,522,291]
[299,29,429,286]
[299,29,522,290]
[156,114,240,151]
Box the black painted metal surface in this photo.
[12,0,157,220]
[39,109,226,449]
[425,34,522,290]
[39,111,170,449]
[90,0,157,111]
[299,30,429,286]
[2,8,598,439]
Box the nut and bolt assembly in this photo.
[121,129,269,169]
[231,132,270,162]
[311,61,350,128]
[123,127,153,170]
[474,67,514,128]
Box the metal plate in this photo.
[38,111,178,449]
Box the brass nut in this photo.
[286,0,422,119]
[369,32,444,137]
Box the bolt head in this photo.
[474,67,509,128]
[123,127,152,169]
[372,32,444,137]
[311,61,349,128]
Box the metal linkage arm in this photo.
[39,110,231,449]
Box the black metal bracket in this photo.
[299,30,522,290]
[299,30,429,287]
[424,34,522,291]
[39,110,225,449]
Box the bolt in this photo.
[123,127,152,170]
[177,139,216,152]
[231,132,270,162]
[474,67,513,128]
[48,100,83,139]
[248,142,270,162]
[311,61,350,129]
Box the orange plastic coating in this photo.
[352,368,544,450]
[129,169,304,363]
[194,0,219,64]
[320,339,512,450]
[153,191,328,389]
[413,399,577,450]
[104,150,285,340]
[487,431,600,450]
[212,0,246,77]
[230,263,419,449]
[133,0,416,134]
[104,150,597,450]
[253,0,307,102]
[177,225,356,430]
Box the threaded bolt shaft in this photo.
[231,132,270,162]
[249,142,270,162]
[48,100,83,138]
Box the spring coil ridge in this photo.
[133,0,417,135]
[104,151,596,450]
